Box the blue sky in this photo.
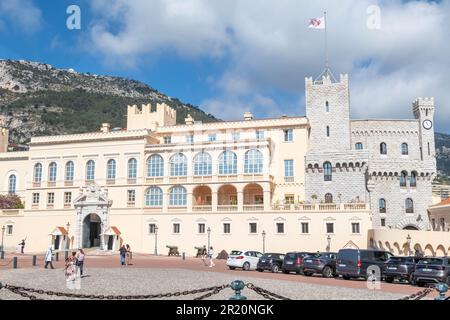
[0,0,449,133]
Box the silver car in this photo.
[226,250,263,271]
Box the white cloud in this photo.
[87,0,450,131]
[0,0,42,33]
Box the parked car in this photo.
[257,253,285,273]
[384,256,421,284]
[302,252,338,278]
[226,250,263,271]
[414,257,450,287]
[336,249,393,280]
[282,252,312,274]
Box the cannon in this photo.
[166,245,180,256]
[194,246,206,258]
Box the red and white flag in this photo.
[308,17,325,29]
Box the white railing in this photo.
[192,205,212,212]
[243,205,264,211]
[217,205,238,212]
[272,203,368,211]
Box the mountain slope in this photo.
[0,59,218,143]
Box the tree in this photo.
[0,194,25,209]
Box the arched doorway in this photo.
[83,214,102,248]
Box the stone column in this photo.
[212,191,218,212]
[75,207,83,248]
[264,190,271,212]
[187,192,193,212]
[237,191,244,212]
[163,191,169,213]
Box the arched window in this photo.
[128,158,137,179]
[86,160,95,181]
[107,159,116,180]
[193,152,212,176]
[379,198,386,213]
[244,149,263,174]
[400,171,408,187]
[323,162,332,181]
[410,171,417,188]
[65,161,74,181]
[401,143,409,155]
[8,174,16,194]
[170,153,187,176]
[33,163,42,183]
[145,186,163,207]
[325,101,329,112]
[326,126,330,137]
[355,143,363,150]
[325,193,333,203]
[147,154,164,177]
[405,198,414,213]
[169,186,187,206]
[219,151,237,175]
[380,143,387,155]
[48,162,57,182]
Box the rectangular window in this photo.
[47,192,55,204]
[283,129,293,142]
[6,225,13,235]
[249,223,257,234]
[208,134,216,142]
[173,224,180,234]
[164,136,172,144]
[284,195,295,204]
[276,223,284,234]
[127,190,136,203]
[256,130,265,140]
[326,223,334,234]
[231,132,240,141]
[301,222,309,234]
[198,223,205,234]
[32,193,40,204]
[381,218,386,227]
[284,160,294,177]
[186,135,194,144]
[149,224,156,234]
[223,223,231,234]
[355,143,363,150]
[351,223,360,234]
[64,192,72,204]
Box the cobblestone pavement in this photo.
[0,267,417,300]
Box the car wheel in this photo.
[385,277,394,283]
[304,272,312,277]
[243,262,250,271]
[322,266,333,278]
[408,274,415,285]
[342,275,351,280]
[417,281,425,287]
[228,267,236,270]
[271,265,280,273]
[296,271,301,275]
[257,269,263,272]
[282,270,289,274]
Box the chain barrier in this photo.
[246,283,291,300]
[398,287,434,300]
[0,283,230,300]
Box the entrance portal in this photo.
[82,214,101,248]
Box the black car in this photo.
[257,253,285,273]
[336,249,393,280]
[414,257,450,287]
[384,256,421,284]
[302,252,338,278]
[282,252,312,274]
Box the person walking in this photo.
[119,245,127,266]
[208,246,215,268]
[126,244,132,265]
[18,239,26,254]
[201,245,208,266]
[75,249,85,276]
[44,245,55,269]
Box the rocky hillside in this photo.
[436,132,450,182]
[0,59,218,143]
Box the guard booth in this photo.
[102,226,121,251]
[49,227,69,251]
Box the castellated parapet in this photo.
[127,103,176,131]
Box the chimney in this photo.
[185,114,194,125]
[100,123,110,133]
[0,127,9,153]
[244,112,253,121]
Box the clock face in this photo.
[423,120,433,130]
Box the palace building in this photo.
[0,73,438,255]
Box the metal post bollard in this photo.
[229,280,247,300]
[32,255,37,266]
[0,251,4,259]
[13,256,18,269]
[435,283,449,300]
[65,250,69,261]
[182,252,185,260]
[55,252,59,262]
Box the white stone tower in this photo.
[305,74,351,152]
[413,97,436,163]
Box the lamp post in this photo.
[262,230,266,253]
[207,227,211,256]
[1,225,5,258]
[65,222,70,259]
[154,226,158,255]
[326,235,331,252]
[406,234,412,256]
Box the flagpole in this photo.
[324,11,329,72]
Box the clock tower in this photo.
[413,97,435,162]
